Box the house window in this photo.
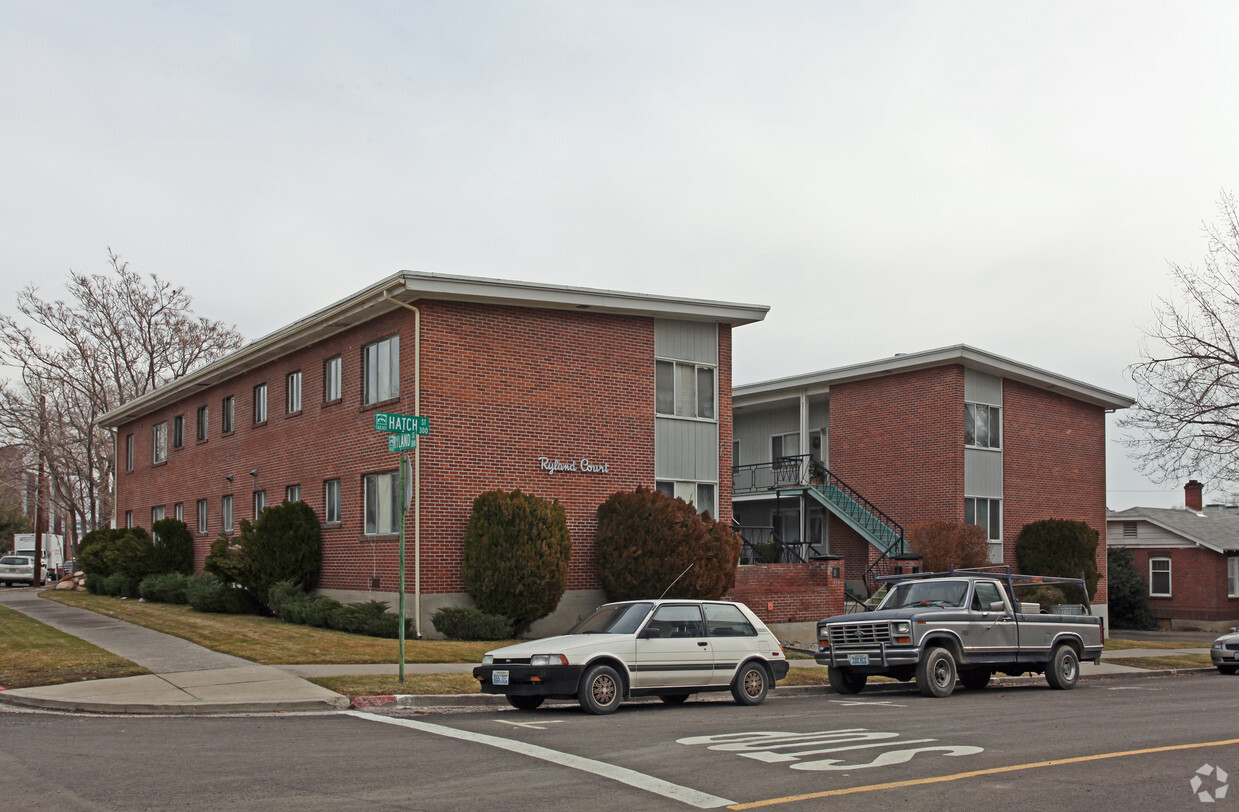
[253,384,267,424]
[1122,521,1137,538]
[1150,557,1171,597]
[364,470,401,534]
[324,355,342,403]
[286,370,302,414]
[1229,557,1239,598]
[125,433,134,472]
[655,480,716,517]
[965,403,1002,449]
[174,502,184,522]
[222,396,234,433]
[124,510,133,528]
[172,415,184,449]
[197,405,208,441]
[324,479,341,523]
[254,490,266,519]
[152,505,166,525]
[966,497,1002,563]
[655,360,715,419]
[222,495,234,532]
[286,484,301,503]
[197,499,208,534]
[771,432,800,461]
[152,422,168,464]
[363,336,400,405]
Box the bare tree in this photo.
[1123,191,1239,487]
[0,250,243,531]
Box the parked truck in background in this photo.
[14,533,65,582]
[816,567,1104,697]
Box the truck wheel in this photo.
[960,670,991,690]
[578,664,623,714]
[1218,665,1238,675]
[1046,644,1080,690]
[828,667,867,695]
[506,695,545,710]
[731,662,769,706]
[916,646,957,697]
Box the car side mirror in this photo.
[638,628,656,640]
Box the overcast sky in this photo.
[4,1,1238,509]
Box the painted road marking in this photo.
[679,729,982,771]
[496,719,565,731]
[827,699,906,708]
[726,736,1239,809]
[348,711,734,808]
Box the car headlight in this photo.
[482,654,494,665]
[893,621,910,635]
[1213,642,1224,650]
[530,654,568,666]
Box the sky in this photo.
[4,1,1239,510]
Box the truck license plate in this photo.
[493,670,509,685]
[848,654,869,666]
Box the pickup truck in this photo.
[816,567,1104,697]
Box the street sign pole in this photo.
[398,450,407,684]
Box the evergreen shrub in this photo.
[1014,519,1100,599]
[139,573,191,604]
[204,500,322,608]
[431,606,513,640]
[150,518,195,575]
[1107,547,1158,630]
[185,573,259,614]
[85,572,106,595]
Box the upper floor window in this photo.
[222,396,234,433]
[125,433,134,471]
[965,403,1001,449]
[655,360,715,419]
[196,405,208,441]
[364,336,399,405]
[172,415,184,449]
[324,355,342,403]
[286,370,302,414]
[152,422,168,464]
[253,383,268,424]
[1229,557,1238,598]
[1149,558,1171,597]
[771,432,799,461]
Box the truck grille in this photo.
[828,622,892,648]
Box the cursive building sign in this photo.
[538,456,611,475]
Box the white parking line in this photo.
[347,710,736,808]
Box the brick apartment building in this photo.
[100,272,767,636]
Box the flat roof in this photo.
[99,271,769,428]
[733,344,1134,411]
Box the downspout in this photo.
[384,292,422,638]
[110,428,119,530]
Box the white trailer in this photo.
[14,533,64,581]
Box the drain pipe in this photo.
[384,291,422,638]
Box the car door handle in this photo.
[698,641,709,647]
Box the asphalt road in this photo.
[4,672,1237,810]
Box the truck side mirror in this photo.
[989,601,1007,613]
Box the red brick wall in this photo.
[114,300,734,597]
[1127,547,1239,622]
[727,561,844,624]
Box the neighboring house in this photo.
[100,272,767,637]
[1108,480,1239,631]
[730,345,1133,625]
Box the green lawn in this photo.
[0,603,148,689]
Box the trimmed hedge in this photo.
[204,500,322,607]
[267,579,414,639]
[185,573,262,614]
[431,606,513,640]
[139,572,191,604]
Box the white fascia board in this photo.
[735,344,1135,410]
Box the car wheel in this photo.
[960,670,992,690]
[827,666,867,695]
[659,694,690,705]
[731,662,769,706]
[578,664,623,715]
[1045,644,1080,690]
[915,646,957,697]
[506,695,545,711]
[1217,664,1237,675]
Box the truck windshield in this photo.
[879,580,969,610]
[567,602,654,634]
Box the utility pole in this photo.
[33,394,46,587]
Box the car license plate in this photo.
[492,670,509,686]
[848,654,869,666]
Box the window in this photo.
[253,490,266,519]
[1229,557,1239,598]
[152,422,168,464]
[704,602,756,637]
[197,405,208,441]
[124,510,133,528]
[222,396,234,433]
[363,336,399,405]
[771,432,800,461]
[1149,558,1171,597]
[286,370,302,414]
[655,359,715,419]
[324,355,342,403]
[152,505,165,525]
[222,495,234,532]
[172,415,184,449]
[965,403,1001,449]
[324,479,341,523]
[656,480,716,517]
[125,433,134,472]
[197,499,208,534]
[966,497,1002,563]
[174,502,184,522]
[286,484,301,503]
[253,384,267,424]
[364,470,400,534]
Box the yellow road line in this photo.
[728,737,1239,809]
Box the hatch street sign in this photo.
[388,432,418,452]
[374,413,430,435]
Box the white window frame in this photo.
[124,510,133,528]
[253,490,266,519]
[152,505,166,525]
[172,415,184,449]
[324,478,341,524]
[152,422,168,464]
[324,355,342,403]
[197,405,208,441]
[286,484,301,503]
[364,470,400,534]
[771,431,800,462]
[197,499,208,534]
[222,495,234,532]
[1149,557,1172,598]
[222,395,234,433]
[363,336,400,405]
[965,496,1003,563]
[253,383,268,424]
[655,359,716,420]
[655,479,717,518]
[174,502,184,522]
[125,433,134,472]
[286,370,302,414]
[965,402,1002,450]
[1229,557,1239,598]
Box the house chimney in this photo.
[1185,480,1204,511]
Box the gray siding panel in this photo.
[733,404,799,466]
[655,320,717,364]
[964,448,1003,497]
[656,418,719,481]
[965,369,1002,405]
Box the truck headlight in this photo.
[530,654,568,666]
[893,621,910,635]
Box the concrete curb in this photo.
[0,691,349,715]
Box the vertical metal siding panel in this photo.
[654,319,717,363]
[964,369,1003,404]
[964,448,1004,497]
[734,403,799,464]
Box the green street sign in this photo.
[388,432,418,452]
[374,412,430,435]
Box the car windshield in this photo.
[567,602,654,635]
[878,580,969,610]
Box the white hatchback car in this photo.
[0,555,35,587]
[473,599,790,714]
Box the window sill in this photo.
[360,533,398,542]
[152,460,168,468]
[285,411,302,419]
[965,444,1002,452]
[361,397,402,413]
[654,413,718,424]
[252,421,268,429]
